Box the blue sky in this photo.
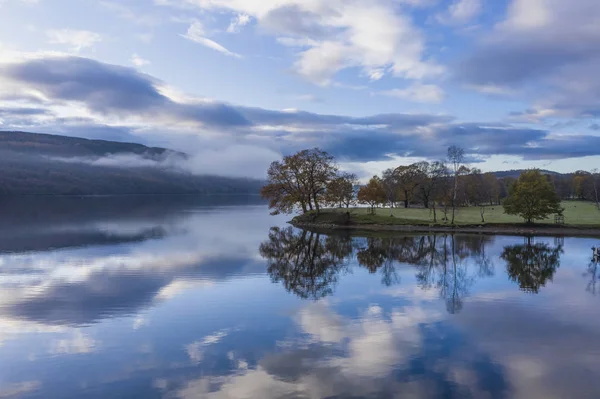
[0,0,599,178]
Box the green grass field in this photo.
[323,201,600,226]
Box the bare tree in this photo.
[592,169,600,210]
[447,146,466,225]
[417,161,448,223]
[382,168,400,215]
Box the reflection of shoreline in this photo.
[291,220,600,238]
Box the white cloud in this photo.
[437,0,482,25]
[502,0,552,30]
[181,21,241,58]
[164,0,442,85]
[99,1,161,26]
[131,53,151,67]
[46,29,102,52]
[380,83,445,103]
[227,14,251,33]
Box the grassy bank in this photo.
[290,201,600,236]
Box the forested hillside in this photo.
[0,131,263,195]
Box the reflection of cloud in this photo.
[296,301,345,343]
[185,330,229,365]
[51,330,98,354]
[0,381,41,398]
[0,317,65,347]
[173,301,446,398]
[452,297,600,398]
[132,315,149,330]
[156,279,215,300]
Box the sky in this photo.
[0,0,599,179]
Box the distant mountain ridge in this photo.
[0,130,263,195]
[492,169,564,179]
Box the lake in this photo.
[0,196,599,398]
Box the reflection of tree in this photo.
[261,228,498,312]
[501,237,562,294]
[585,251,599,296]
[260,227,352,300]
[412,235,494,314]
[355,237,401,286]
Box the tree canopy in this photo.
[260,148,338,215]
[357,176,386,214]
[503,170,563,223]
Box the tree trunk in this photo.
[432,203,437,223]
[451,172,458,225]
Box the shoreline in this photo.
[290,218,600,238]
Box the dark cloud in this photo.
[1,56,250,127]
[0,107,51,116]
[1,55,599,164]
[456,0,600,117]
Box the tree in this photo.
[447,146,466,224]
[468,168,490,223]
[357,176,386,214]
[261,148,338,215]
[394,163,424,208]
[325,172,357,208]
[483,172,500,205]
[382,168,400,212]
[592,169,600,210]
[503,170,563,224]
[415,161,448,222]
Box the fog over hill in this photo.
[0,131,263,195]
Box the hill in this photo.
[492,169,563,179]
[0,131,263,195]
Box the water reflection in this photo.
[501,237,563,294]
[0,199,599,399]
[261,228,565,313]
[260,227,352,300]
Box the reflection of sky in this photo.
[0,200,599,398]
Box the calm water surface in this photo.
[0,196,599,398]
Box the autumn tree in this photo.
[261,148,337,215]
[447,146,466,224]
[503,170,563,224]
[325,172,357,208]
[358,176,386,214]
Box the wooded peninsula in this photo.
[260,147,600,236]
